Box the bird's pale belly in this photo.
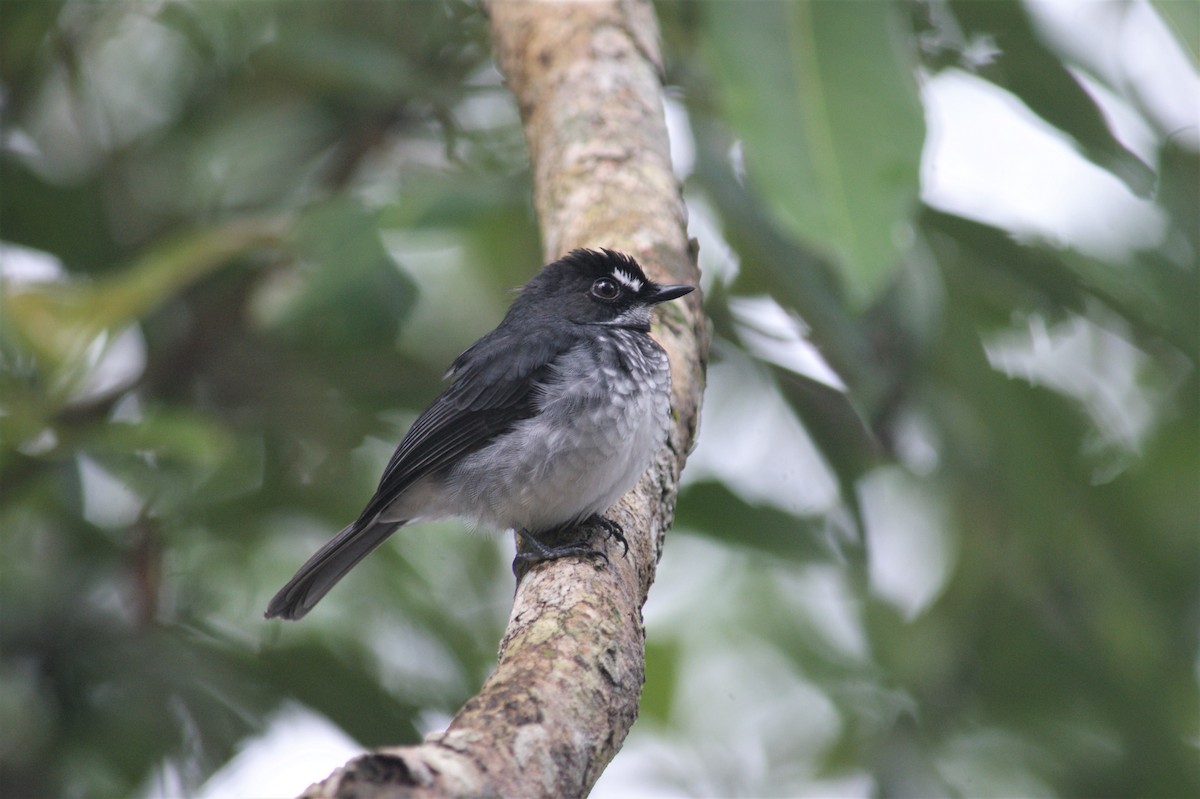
[378,332,672,534]
[445,379,668,532]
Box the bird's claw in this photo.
[511,516,628,576]
[590,515,628,556]
[512,530,607,576]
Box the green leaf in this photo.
[1152,0,1199,65]
[921,207,1196,356]
[1157,140,1200,256]
[260,641,422,748]
[701,0,924,307]
[255,198,417,347]
[769,364,881,534]
[261,23,415,105]
[641,638,681,726]
[676,480,840,562]
[81,409,243,517]
[691,121,898,414]
[2,219,285,392]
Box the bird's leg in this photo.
[511,515,627,575]
[513,529,606,575]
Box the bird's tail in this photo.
[265,518,402,620]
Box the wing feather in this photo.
[355,326,578,524]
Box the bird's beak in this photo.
[645,283,694,305]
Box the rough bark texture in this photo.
[298,2,706,797]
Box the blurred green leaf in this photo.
[0,3,505,797]
[0,161,121,277]
[921,207,1196,356]
[262,24,415,106]
[259,642,423,748]
[677,481,837,562]
[1157,139,1200,257]
[0,0,68,116]
[692,127,896,414]
[89,411,232,467]
[3,219,285,395]
[1152,0,1199,64]
[81,409,240,516]
[701,0,924,307]
[641,638,681,726]
[254,199,417,348]
[772,366,880,476]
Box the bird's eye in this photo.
[591,277,620,300]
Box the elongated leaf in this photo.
[676,480,839,562]
[690,117,899,414]
[3,219,285,372]
[701,0,924,307]
[921,207,1195,355]
[1158,140,1199,255]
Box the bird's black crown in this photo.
[509,248,691,328]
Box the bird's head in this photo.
[511,248,693,331]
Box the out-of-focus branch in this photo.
[298,2,705,796]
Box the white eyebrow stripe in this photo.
[612,268,644,293]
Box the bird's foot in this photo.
[586,514,628,556]
[512,530,606,575]
[511,516,627,576]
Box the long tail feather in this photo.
[265,519,402,620]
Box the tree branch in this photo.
[298,2,706,796]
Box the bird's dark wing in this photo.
[355,325,579,524]
[266,324,579,620]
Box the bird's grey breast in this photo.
[443,328,671,532]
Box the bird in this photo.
[265,248,694,620]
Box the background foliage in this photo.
[1,1,1195,797]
